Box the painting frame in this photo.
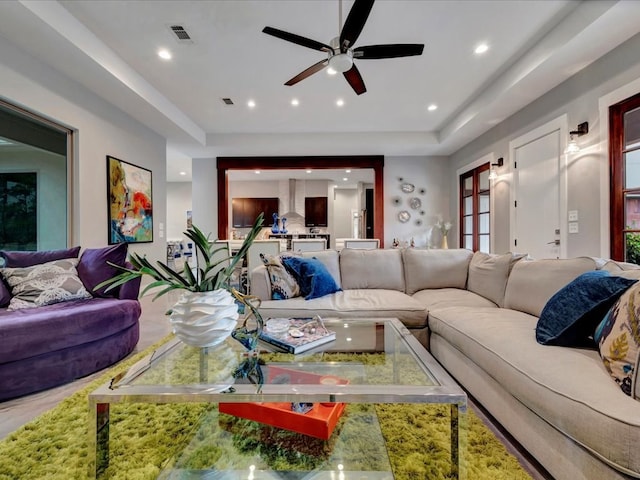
[107,155,153,244]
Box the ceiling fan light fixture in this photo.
[329,52,353,73]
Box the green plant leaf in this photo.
[97,213,265,301]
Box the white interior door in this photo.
[511,121,566,259]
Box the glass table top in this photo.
[102,318,465,407]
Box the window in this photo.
[460,164,491,252]
[0,172,37,249]
[0,100,70,252]
[610,92,640,263]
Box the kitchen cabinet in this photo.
[304,197,328,227]
[232,197,278,228]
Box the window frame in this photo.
[610,91,640,262]
[459,163,491,252]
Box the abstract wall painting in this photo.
[107,155,153,244]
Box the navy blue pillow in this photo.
[281,256,341,300]
[536,270,637,347]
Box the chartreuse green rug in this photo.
[0,336,533,480]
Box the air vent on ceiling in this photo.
[168,24,193,43]
[221,98,234,105]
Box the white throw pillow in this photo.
[1,258,91,310]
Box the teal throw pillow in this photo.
[281,256,341,300]
[536,270,637,347]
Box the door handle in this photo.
[547,239,560,245]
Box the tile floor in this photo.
[0,293,552,479]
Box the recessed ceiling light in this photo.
[291,98,299,106]
[248,100,256,108]
[158,49,172,60]
[179,171,186,176]
[254,170,260,174]
[345,169,351,173]
[306,169,312,173]
[327,67,338,75]
[427,104,438,111]
[343,177,348,181]
[336,99,344,107]
[474,43,489,54]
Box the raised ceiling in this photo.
[0,1,639,181]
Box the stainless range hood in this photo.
[279,179,305,224]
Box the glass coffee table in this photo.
[88,318,467,479]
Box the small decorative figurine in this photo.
[410,237,415,248]
[271,212,280,234]
[280,216,288,234]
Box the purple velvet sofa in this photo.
[0,245,141,401]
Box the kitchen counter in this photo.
[268,233,330,250]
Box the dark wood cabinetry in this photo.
[304,197,328,227]
[232,197,278,228]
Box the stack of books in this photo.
[258,317,336,354]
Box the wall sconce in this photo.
[566,121,589,154]
[488,157,504,180]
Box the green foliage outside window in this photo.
[626,232,640,265]
[0,172,37,251]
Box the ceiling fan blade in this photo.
[285,59,329,86]
[343,64,367,95]
[263,26,332,52]
[339,0,375,52]
[353,44,424,59]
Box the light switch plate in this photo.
[569,222,579,234]
[568,210,578,222]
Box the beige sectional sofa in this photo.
[250,247,640,480]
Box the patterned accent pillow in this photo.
[595,281,640,398]
[260,253,300,300]
[1,258,92,310]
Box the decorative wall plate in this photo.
[398,211,411,223]
[400,182,415,193]
[409,197,422,209]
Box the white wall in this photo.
[192,157,218,240]
[450,32,640,258]
[333,189,358,238]
[384,156,450,248]
[166,182,192,241]
[0,149,66,250]
[0,38,167,262]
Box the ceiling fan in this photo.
[262,0,424,95]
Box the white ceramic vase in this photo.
[169,289,239,348]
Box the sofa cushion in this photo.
[403,248,473,295]
[77,243,128,298]
[429,306,640,476]
[413,288,499,311]
[503,256,597,317]
[1,258,92,310]
[301,249,341,289]
[260,253,301,300]
[595,281,640,399]
[281,256,341,300]
[467,251,525,307]
[340,248,404,291]
[0,279,10,307]
[0,246,81,268]
[0,297,141,364]
[536,270,637,348]
[601,260,640,273]
[257,289,428,329]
